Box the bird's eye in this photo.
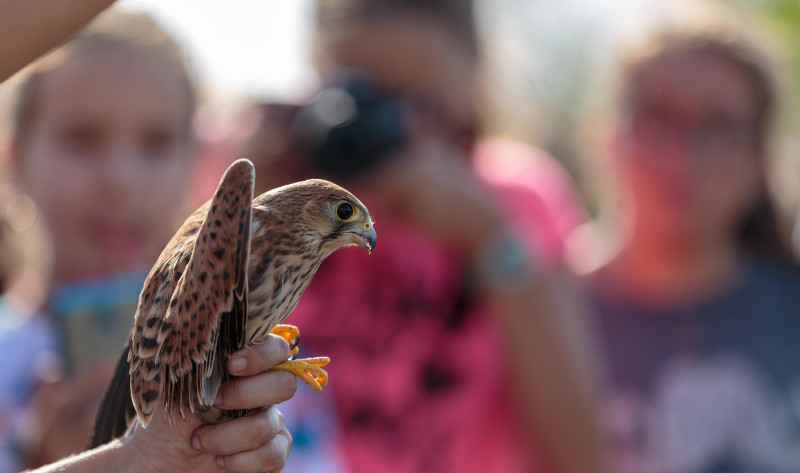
[336,202,355,221]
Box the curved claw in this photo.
[270,324,301,357]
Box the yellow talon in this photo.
[270,324,300,357]
[271,357,331,391]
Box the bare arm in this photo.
[482,264,605,473]
[27,335,296,473]
[455,202,605,473]
[0,0,115,83]
[28,439,135,473]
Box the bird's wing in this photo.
[129,159,255,426]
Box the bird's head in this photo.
[255,179,376,256]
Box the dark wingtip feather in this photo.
[86,341,136,449]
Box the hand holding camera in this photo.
[290,73,501,259]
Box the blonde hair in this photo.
[12,9,196,141]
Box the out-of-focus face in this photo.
[14,49,193,282]
[319,15,476,134]
[614,50,762,246]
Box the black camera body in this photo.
[290,75,407,179]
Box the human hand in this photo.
[364,138,504,258]
[125,333,296,473]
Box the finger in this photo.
[193,406,284,456]
[217,428,292,473]
[216,371,297,410]
[227,334,291,376]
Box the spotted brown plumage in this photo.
[88,158,376,447]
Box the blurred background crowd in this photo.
[1,0,800,472]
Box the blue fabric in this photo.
[0,298,58,473]
[0,270,146,472]
[592,255,800,473]
[48,269,148,315]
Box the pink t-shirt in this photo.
[287,138,585,473]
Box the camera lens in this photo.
[290,75,406,179]
[309,88,357,129]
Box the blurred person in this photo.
[238,1,605,472]
[570,4,800,472]
[0,9,195,467]
[0,9,295,472]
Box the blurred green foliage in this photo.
[726,0,800,215]
[728,0,800,120]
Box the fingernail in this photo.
[214,391,223,407]
[229,357,247,373]
[216,456,225,467]
[191,434,202,451]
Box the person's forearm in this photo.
[27,438,136,473]
[0,0,115,82]
[487,272,605,473]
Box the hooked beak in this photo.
[346,225,377,253]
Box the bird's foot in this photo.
[271,357,330,391]
[270,324,300,357]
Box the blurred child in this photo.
[0,9,196,469]
[245,1,605,472]
[573,4,800,472]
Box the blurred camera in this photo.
[290,74,407,179]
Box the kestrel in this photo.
[88,158,375,448]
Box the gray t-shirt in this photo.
[591,256,800,473]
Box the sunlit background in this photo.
[111,0,800,211]
[115,0,661,99]
[117,0,319,101]
[2,0,796,170]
